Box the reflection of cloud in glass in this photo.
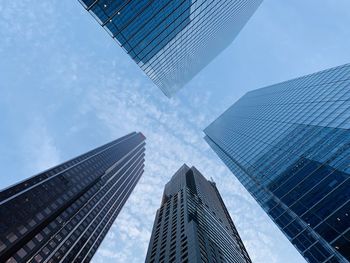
[204,64,350,263]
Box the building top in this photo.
[146,164,252,263]
[79,0,263,97]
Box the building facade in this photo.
[145,164,251,263]
[79,0,263,97]
[204,64,350,262]
[0,132,146,263]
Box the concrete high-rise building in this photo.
[79,0,263,97]
[0,132,146,263]
[145,164,251,263]
[204,64,350,262]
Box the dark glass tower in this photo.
[204,64,350,262]
[78,0,263,97]
[145,164,251,263]
[0,132,145,263]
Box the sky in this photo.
[0,0,350,262]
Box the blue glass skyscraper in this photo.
[79,0,263,97]
[204,64,350,262]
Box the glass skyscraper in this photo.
[0,132,145,263]
[204,64,350,262]
[145,164,251,263]
[79,0,263,97]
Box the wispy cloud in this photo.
[83,73,286,263]
[21,117,60,175]
[0,1,312,262]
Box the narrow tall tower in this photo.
[145,164,251,263]
[204,63,350,262]
[78,0,263,97]
[0,132,146,263]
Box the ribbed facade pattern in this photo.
[79,0,262,97]
[0,132,146,263]
[204,64,350,263]
[145,164,251,263]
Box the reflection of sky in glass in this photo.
[2,1,350,262]
[204,64,350,262]
[79,0,263,97]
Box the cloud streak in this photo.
[0,1,313,262]
[83,72,292,263]
[21,117,60,175]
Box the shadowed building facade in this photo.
[0,132,145,263]
[204,64,350,262]
[145,164,251,263]
[79,0,263,97]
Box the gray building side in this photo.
[145,164,251,263]
[0,132,146,263]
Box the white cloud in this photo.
[85,74,286,263]
[0,1,307,262]
[21,117,60,174]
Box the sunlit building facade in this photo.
[204,64,350,262]
[145,164,251,263]
[79,0,263,97]
[0,132,145,263]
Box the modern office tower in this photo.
[145,164,251,263]
[204,64,350,263]
[78,0,263,97]
[0,132,145,263]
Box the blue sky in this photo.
[1,0,350,262]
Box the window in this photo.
[26,240,35,250]
[7,233,18,243]
[0,241,6,252]
[18,226,27,235]
[34,254,43,262]
[17,248,27,258]
[43,247,50,255]
[35,233,44,242]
